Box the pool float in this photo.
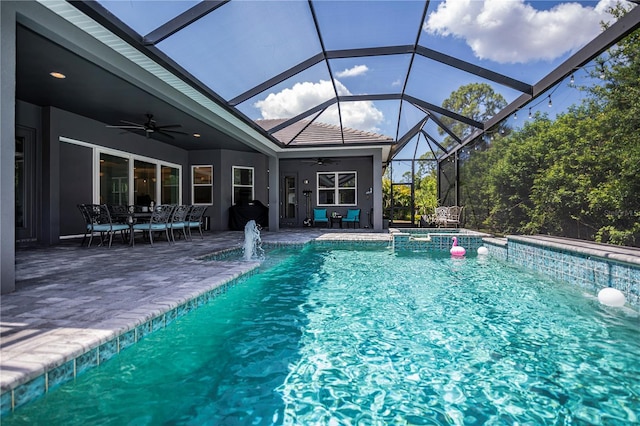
[597,287,626,307]
[450,236,466,257]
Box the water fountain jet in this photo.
[243,220,264,261]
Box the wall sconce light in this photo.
[365,187,373,195]
[303,179,309,185]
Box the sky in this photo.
[99,0,628,154]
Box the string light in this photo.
[570,74,575,84]
[528,108,532,119]
[548,95,552,108]
[513,110,517,120]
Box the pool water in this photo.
[5,246,639,425]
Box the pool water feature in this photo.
[4,246,639,424]
[243,219,264,261]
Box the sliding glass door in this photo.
[98,150,180,206]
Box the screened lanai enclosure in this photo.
[77,1,640,239]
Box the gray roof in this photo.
[256,119,394,146]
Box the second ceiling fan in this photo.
[301,157,339,165]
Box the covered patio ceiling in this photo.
[74,0,640,163]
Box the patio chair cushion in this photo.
[342,209,360,227]
[133,223,169,231]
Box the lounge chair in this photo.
[313,208,329,227]
[342,209,360,228]
[433,206,464,228]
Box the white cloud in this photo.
[254,79,384,132]
[424,0,617,63]
[335,64,369,78]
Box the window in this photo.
[317,172,357,206]
[232,166,254,205]
[192,165,213,204]
[94,144,181,206]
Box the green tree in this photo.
[439,83,508,146]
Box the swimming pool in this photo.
[4,245,639,424]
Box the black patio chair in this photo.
[185,205,208,240]
[78,204,130,248]
[169,205,190,242]
[131,204,174,246]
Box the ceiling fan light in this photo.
[49,71,66,79]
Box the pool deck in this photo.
[0,229,391,400]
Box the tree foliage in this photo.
[439,83,508,143]
[458,7,639,246]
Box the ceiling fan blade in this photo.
[106,125,145,129]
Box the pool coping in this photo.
[508,235,640,267]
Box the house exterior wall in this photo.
[280,157,375,228]
[187,149,269,232]
[14,101,280,244]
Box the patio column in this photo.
[1,1,17,294]
[268,156,279,231]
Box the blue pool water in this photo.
[5,246,640,425]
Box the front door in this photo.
[15,127,37,243]
[280,174,298,227]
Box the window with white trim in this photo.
[192,165,213,205]
[232,166,254,205]
[317,172,357,206]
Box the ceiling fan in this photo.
[106,114,188,139]
[301,157,338,165]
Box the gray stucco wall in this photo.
[60,142,92,235]
[280,157,375,228]
[188,149,269,231]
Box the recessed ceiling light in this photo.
[49,72,66,79]
[193,133,201,138]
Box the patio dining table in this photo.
[112,210,152,246]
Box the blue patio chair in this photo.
[313,208,329,227]
[132,204,174,246]
[342,208,361,228]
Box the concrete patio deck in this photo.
[1,228,391,413]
